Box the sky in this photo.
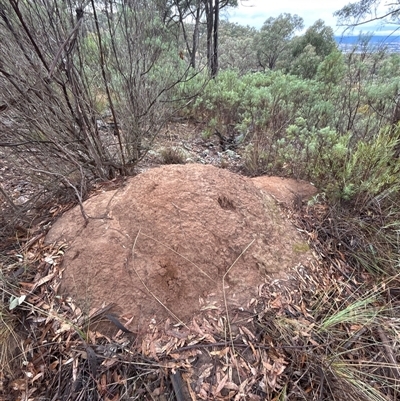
[225,0,392,35]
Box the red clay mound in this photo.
[252,176,318,206]
[46,164,315,329]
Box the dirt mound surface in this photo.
[46,164,315,329]
[252,176,318,206]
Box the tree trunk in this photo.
[205,0,213,73]
[211,0,219,77]
[191,0,202,68]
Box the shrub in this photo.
[0,1,199,206]
[159,147,187,165]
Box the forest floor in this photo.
[1,122,399,401]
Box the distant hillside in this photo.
[335,35,400,52]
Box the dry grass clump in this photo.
[257,260,400,400]
[159,146,187,165]
[0,304,19,382]
[298,196,400,276]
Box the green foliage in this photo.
[288,19,338,79]
[188,59,400,252]
[290,44,322,79]
[342,129,400,200]
[278,120,400,202]
[192,69,323,138]
[276,119,347,182]
[218,22,258,73]
[276,122,400,275]
[192,69,246,130]
[292,19,337,59]
[316,49,346,86]
[190,45,399,147]
[254,13,304,70]
[379,53,400,78]
[250,17,337,78]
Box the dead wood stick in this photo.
[377,326,400,380]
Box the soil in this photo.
[46,163,317,331]
[252,176,318,207]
